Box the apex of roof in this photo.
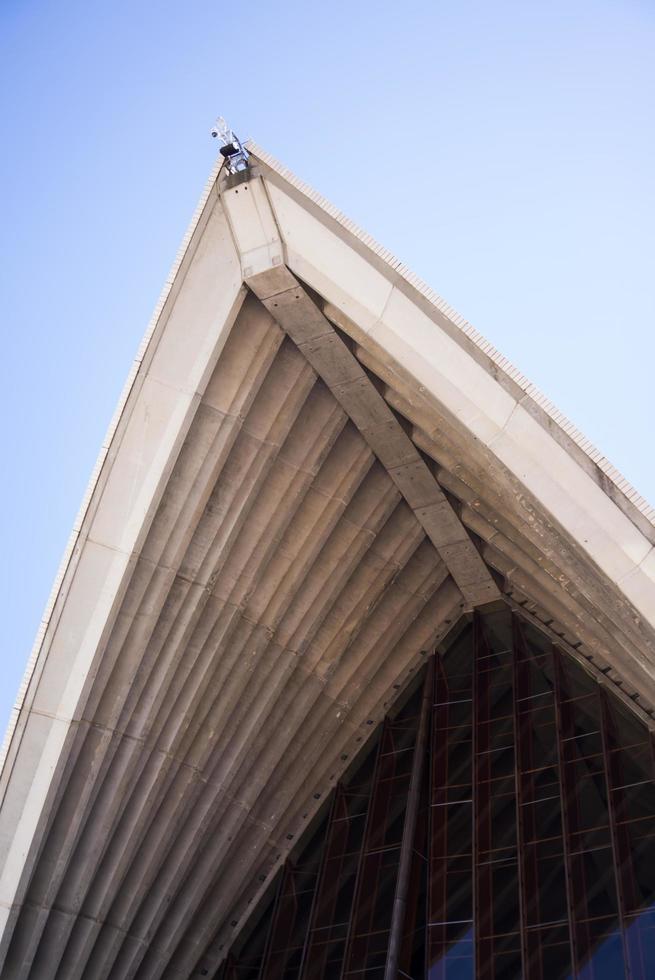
[245,141,655,534]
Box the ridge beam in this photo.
[247,270,500,608]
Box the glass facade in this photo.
[216,609,655,979]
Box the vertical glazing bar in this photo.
[552,647,581,977]
[384,660,433,980]
[473,612,494,980]
[342,685,423,977]
[298,786,342,979]
[339,719,389,978]
[426,628,474,980]
[623,722,655,978]
[257,869,288,980]
[223,953,238,980]
[598,688,632,978]
[472,615,480,979]
[511,618,531,980]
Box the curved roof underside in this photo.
[1,147,654,979]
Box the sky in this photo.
[0,0,654,740]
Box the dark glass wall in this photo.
[215,610,655,980]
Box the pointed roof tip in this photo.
[234,140,655,534]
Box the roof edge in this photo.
[247,140,655,540]
[0,155,226,778]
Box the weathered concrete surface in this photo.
[0,146,653,979]
[246,272,500,609]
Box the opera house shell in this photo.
[1,144,655,979]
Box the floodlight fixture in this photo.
[210,116,250,175]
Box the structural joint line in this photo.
[246,266,501,608]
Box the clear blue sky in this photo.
[1,0,653,739]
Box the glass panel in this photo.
[524,923,572,979]
[427,924,474,980]
[513,620,572,980]
[217,610,655,980]
[428,624,474,980]
[474,612,522,980]
[625,906,655,980]
[260,862,320,979]
[301,741,379,979]
[398,764,428,980]
[342,686,422,975]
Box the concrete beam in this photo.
[247,271,500,609]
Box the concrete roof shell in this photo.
[1,145,654,979]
